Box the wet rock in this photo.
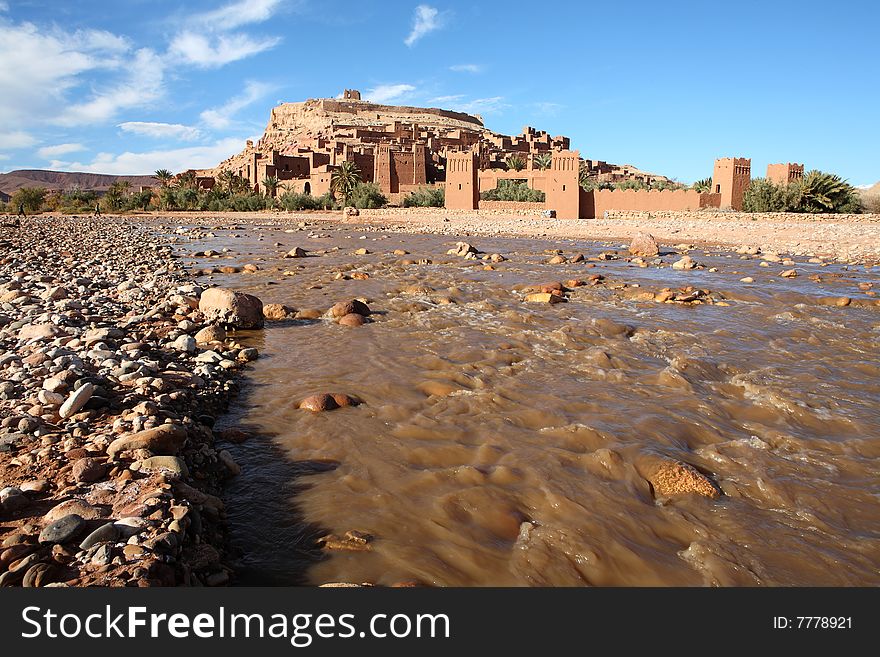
[263,303,296,320]
[217,428,252,443]
[285,247,308,258]
[629,232,660,257]
[330,299,371,318]
[648,460,720,499]
[198,287,264,329]
[295,309,323,320]
[525,292,566,304]
[780,269,798,278]
[338,313,366,327]
[195,325,227,343]
[447,242,478,257]
[354,247,370,255]
[218,450,240,476]
[299,394,338,412]
[320,530,373,552]
[298,393,361,412]
[672,256,697,270]
[239,347,259,361]
[546,255,566,264]
[39,514,85,544]
[107,424,187,458]
[58,382,94,419]
[331,393,361,408]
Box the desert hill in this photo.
[0,170,158,196]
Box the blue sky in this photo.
[0,0,877,185]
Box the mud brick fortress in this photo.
[200,90,801,219]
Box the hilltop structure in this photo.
[199,90,669,200]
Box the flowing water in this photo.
[177,221,880,586]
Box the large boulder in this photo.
[198,288,264,329]
[628,232,660,257]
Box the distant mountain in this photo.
[0,170,157,195]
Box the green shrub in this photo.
[402,186,444,207]
[480,179,545,202]
[279,191,336,211]
[11,187,47,213]
[347,182,387,209]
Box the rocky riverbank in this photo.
[0,215,260,587]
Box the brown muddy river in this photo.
[174,220,880,586]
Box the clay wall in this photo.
[584,189,721,218]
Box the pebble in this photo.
[58,383,94,419]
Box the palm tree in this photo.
[505,154,526,172]
[578,161,593,189]
[799,170,858,213]
[154,169,173,187]
[217,170,236,194]
[330,160,361,203]
[533,153,552,171]
[692,177,713,193]
[262,176,280,198]
[176,170,198,190]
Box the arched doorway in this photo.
[304,182,311,195]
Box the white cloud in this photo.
[0,2,7,12]
[404,5,445,47]
[0,20,132,126]
[200,81,274,129]
[0,154,11,161]
[169,31,281,68]
[429,95,508,115]
[449,63,482,74]
[428,94,464,105]
[119,122,202,141]
[364,84,417,104]
[193,0,285,30]
[0,131,37,149]
[533,101,563,116]
[57,138,247,175]
[56,48,164,126]
[37,143,85,158]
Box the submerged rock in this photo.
[648,460,720,499]
[330,299,371,318]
